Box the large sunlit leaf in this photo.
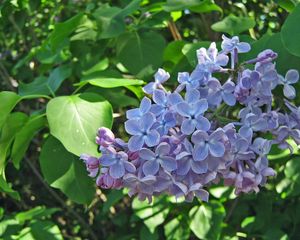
[46,93,113,156]
[11,115,47,169]
[19,65,71,96]
[189,201,225,240]
[0,112,28,173]
[281,4,300,57]
[163,0,222,13]
[78,77,144,88]
[211,15,255,35]
[116,31,166,75]
[0,91,21,130]
[39,136,95,204]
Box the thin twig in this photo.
[225,198,239,222]
[167,20,182,41]
[25,157,98,240]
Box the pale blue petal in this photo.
[128,135,144,151]
[208,140,225,157]
[124,161,136,173]
[140,113,155,131]
[285,69,299,84]
[191,160,208,174]
[160,156,177,172]
[155,142,170,155]
[109,163,125,179]
[143,160,160,176]
[145,130,160,147]
[177,102,192,117]
[193,143,209,161]
[237,42,251,53]
[181,119,197,135]
[222,92,236,106]
[194,99,208,114]
[284,84,296,99]
[153,89,167,105]
[176,158,191,175]
[139,148,156,161]
[185,89,200,103]
[140,97,152,114]
[143,82,155,94]
[125,119,141,135]
[196,115,211,132]
[100,155,116,166]
[126,108,141,119]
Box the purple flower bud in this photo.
[96,127,115,147]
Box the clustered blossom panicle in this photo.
[81,35,300,203]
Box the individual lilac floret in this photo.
[278,69,299,99]
[125,113,160,151]
[96,168,122,189]
[221,35,251,68]
[197,42,229,78]
[139,143,177,176]
[143,68,170,94]
[126,97,151,120]
[100,149,136,179]
[221,35,251,54]
[176,90,210,134]
[207,78,236,106]
[96,127,115,147]
[176,139,208,175]
[80,154,99,177]
[192,129,226,161]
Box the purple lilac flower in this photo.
[100,149,136,178]
[80,35,299,203]
[207,78,236,106]
[139,142,177,176]
[125,113,160,151]
[278,69,299,99]
[192,129,226,161]
[143,68,170,94]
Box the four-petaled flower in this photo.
[100,150,136,179]
[139,142,177,176]
[278,69,299,99]
[125,113,160,151]
[192,129,226,161]
[176,89,210,135]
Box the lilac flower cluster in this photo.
[81,35,300,203]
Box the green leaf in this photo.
[276,0,297,12]
[116,31,166,75]
[82,58,109,76]
[93,1,140,39]
[281,4,300,57]
[93,6,125,39]
[163,0,222,13]
[132,197,169,233]
[211,15,255,35]
[16,206,59,223]
[39,136,95,204]
[13,220,63,240]
[0,175,20,200]
[0,91,21,130]
[11,115,46,169]
[49,13,84,50]
[182,42,210,67]
[46,93,113,156]
[102,190,125,213]
[79,77,144,88]
[19,65,71,96]
[189,201,225,240]
[85,87,139,109]
[265,33,300,74]
[0,112,28,173]
[164,217,190,240]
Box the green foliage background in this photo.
[1,0,300,239]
